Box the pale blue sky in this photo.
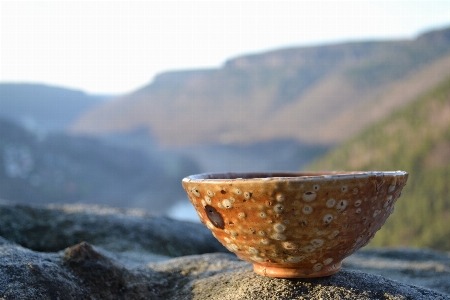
[1,1,450,95]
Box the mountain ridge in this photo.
[0,83,110,134]
[70,25,450,146]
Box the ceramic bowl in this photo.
[182,171,408,278]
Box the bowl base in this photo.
[253,262,342,278]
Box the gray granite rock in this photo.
[0,238,162,299]
[0,239,448,299]
[0,201,449,299]
[151,252,449,300]
[0,200,226,256]
[344,248,450,296]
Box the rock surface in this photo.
[344,248,450,296]
[0,201,449,299]
[0,200,225,256]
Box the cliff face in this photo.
[71,27,450,146]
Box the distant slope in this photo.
[306,75,450,251]
[0,118,200,213]
[71,26,450,146]
[0,83,109,133]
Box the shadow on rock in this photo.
[63,242,174,299]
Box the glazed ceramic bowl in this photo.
[182,171,408,278]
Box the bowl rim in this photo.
[182,171,408,183]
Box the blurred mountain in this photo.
[3,26,450,222]
[306,75,450,251]
[71,26,450,147]
[0,118,200,214]
[0,83,110,134]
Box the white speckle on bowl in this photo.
[273,204,284,213]
[222,199,233,209]
[273,223,287,233]
[302,205,313,214]
[271,233,287,241]
[302,192,317,202]
[326,198,336,208]
[336,200,348,212]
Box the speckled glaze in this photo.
[182,171,408,278]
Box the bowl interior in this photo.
[184,171,406,181]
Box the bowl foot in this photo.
[253,262,342,278]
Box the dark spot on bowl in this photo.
[221,190,226,194]
[205,205,225,229]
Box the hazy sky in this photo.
[1,1,450,95]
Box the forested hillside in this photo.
[307,76,450,251]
